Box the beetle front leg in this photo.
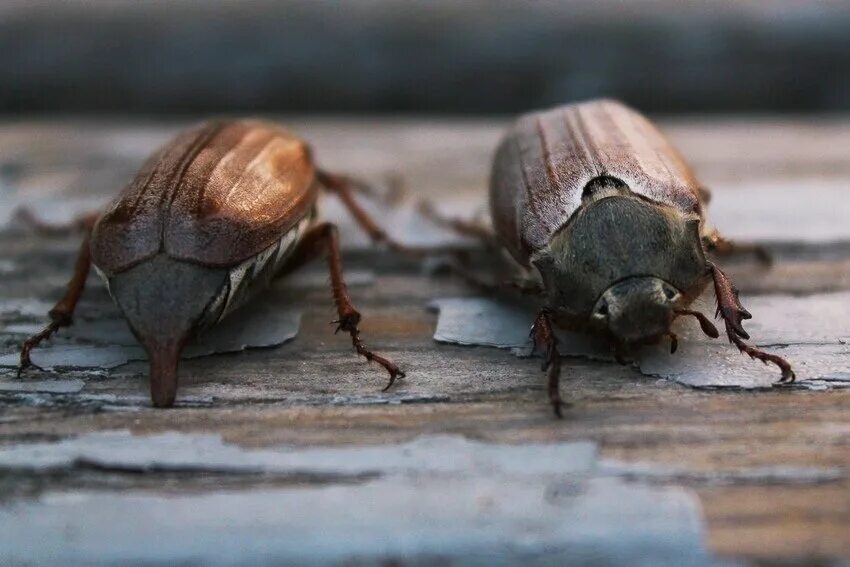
[18,229,93,376]
[287,222,405,390]
[710,263,795,383]
[531,310,567,418]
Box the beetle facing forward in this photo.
[433,99,795,416]
[18,120,411,407]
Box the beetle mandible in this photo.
[428,99,795,416]
[17,119,415,407]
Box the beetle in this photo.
[17,119,413,407]
[428,99,795,417]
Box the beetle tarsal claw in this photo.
[335,319,405,391]
[551,398,569,419]
[775,367,797,385]
[710,263,796,382]
[331,310,362,334]
[381,367,406,392]
[667,332,678,354]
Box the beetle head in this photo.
[533,178,707,345]
[106,255,228,407]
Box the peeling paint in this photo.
[0,302,301,370]
[601,460,848,486]
[0,378,85,394]
[0,433,709,566]
[0,431,597,477]
[429,296,850,389]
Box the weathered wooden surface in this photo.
[0,117,849,565]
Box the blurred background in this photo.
[3,0,850,117]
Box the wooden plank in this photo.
[0,119,849,564]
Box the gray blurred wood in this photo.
[0,117,849,565]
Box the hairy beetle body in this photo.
[488,99,794,415]
[19,120,407,407]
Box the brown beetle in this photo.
[431,99,795,416]
[17,120,412,407]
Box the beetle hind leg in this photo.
[531,310,567,418]
[18,228,93,376]
[286,222,405,389]
[710,263,795,383]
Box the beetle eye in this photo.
[594,302,609,317]
[663,286,679,301]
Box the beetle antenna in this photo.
[675,309,720,339]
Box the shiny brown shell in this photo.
[489,99,704,266]
[91,120,318,274]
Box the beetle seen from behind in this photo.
[17,120,412,407]
[435,99,795,416]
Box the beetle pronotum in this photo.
[17,120,416,407]
[426,99,795,416]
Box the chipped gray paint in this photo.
[0,433,708,566]
[0,431,597,477]
[0,479,707,567]
[600,460,848,486]
[430,296,850,389]
[640,343,850,389]
[0,344,145,370]
[0,302,301,370]
[0,378,84,393]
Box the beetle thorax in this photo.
[532,192,708,342]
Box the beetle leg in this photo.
[710,263,795,383]
[431,253,544,296]
[417,199,498,245]
[18,228,93,376]
[285,222,405,390]
[317,170,440,257]
[530,310,567,418]
[13,206,99,236]
[345,171,408,206]
[703,229,772,266]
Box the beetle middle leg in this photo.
[18,227,93,376]
[416,200,498,246]
[710,263,795,383]
[530,310,567,418]
[284,221,405,390]
[317,170,437,257]
[429,253,543,296]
